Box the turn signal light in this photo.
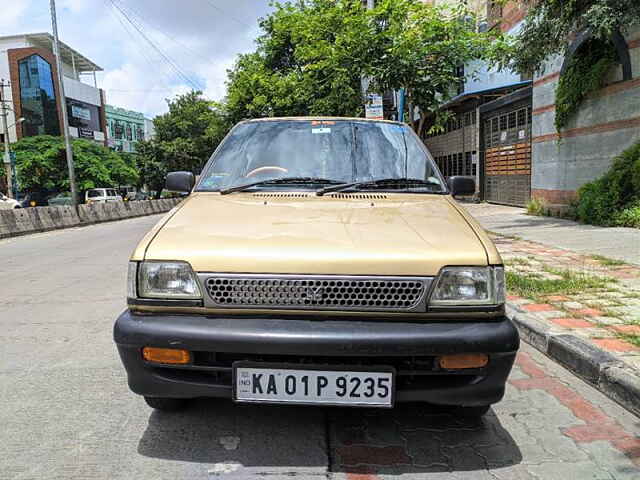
[142,347,191,364]
[439,353,489,370]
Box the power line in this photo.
[202,0,254,28]
[103,0,176,94]
[110,0,203,91]
[115,0,221,66]
[108,0,204,91]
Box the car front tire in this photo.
[144,396,189,411]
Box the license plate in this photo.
[233,364,394,407]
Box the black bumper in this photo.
[114,311,519,406]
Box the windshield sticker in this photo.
[312,128,331,134]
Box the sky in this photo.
[1,0,275,118]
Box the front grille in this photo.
[201,274,431,312]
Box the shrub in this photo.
[614,202,640,228]
[526,197,547,216]
[575,141,640,226]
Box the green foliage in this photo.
[526,197,548,216]
[504,0,640,76]
[506,269,612,302]
[12,135,138,194]
[554,39,616,131]
[225,0,500,132]
[613,202,640,228]
[575,141,640,226]
[225,0,372,122]
[137,92,231,197]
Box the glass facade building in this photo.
[18,54,60,137]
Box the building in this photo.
[105,105,146,153]
[0,33,107,146]
[144,117,156,141]
[422,1,640,208]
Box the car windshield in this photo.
[196,120,446,193]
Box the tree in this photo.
[504,0,640,75]
[137,92,230,197]
[225,0,500,135]
[12,135,138,194]
[366,0,504,134]
[226,0,372,123]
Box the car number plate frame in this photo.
[233,362,395,408]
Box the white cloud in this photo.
[9,0,274,117]
[101,62,191,117]
[0,0,32,30]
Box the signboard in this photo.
[365,93,384,120]
[78,128,95,139]
[71,104,91,121]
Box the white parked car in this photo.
[0,192,21,209]
[85,188,123,204]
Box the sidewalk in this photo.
[463,202,640,415]
[464,203,640,265]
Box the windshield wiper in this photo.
[316,178,442,196]
[219,177,344,195]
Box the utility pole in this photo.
[0,79,14,198]
[50,0,79,208]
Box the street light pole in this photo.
[50,0,78,208]
[0,80,14,197]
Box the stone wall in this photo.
[0,199,181,239]
[531,27,640,205]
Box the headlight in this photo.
[136,261,202,299]
[430,266,504,306]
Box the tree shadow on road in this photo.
[137,399,522,475]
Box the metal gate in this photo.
[483,105,532,206]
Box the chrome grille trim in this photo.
[198,274,433,312]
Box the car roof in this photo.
[243,116,404,126]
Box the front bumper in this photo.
[114,311,519,406]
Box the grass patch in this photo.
[617,333,640,348]
[589,254,627,267]
[506,269,614,302]
[505,257,531,266]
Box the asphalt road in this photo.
[1,215,639,480]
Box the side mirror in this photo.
[447,176,476,197]
[165,171,195,193]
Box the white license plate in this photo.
[233,365,394,407]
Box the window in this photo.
[197,120,445,193]
[87,189,103,198]
[114,122,124,140]
[18,55,60,137]
[125,125,133,141]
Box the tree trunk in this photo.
[417,112,427,139]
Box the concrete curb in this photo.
[0,198,182,239]
[507,304,640,417]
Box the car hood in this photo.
[140,192,494,276]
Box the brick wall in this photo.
[531,27,640,205]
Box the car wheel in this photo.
[449,405,491,418]
[14,205,21,209]
[144,396,189,411]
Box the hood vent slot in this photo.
[328,193,388,200]
[252,192,311,199]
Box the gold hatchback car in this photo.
[114,117,519,416]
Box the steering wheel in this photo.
[245,166,288,178]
